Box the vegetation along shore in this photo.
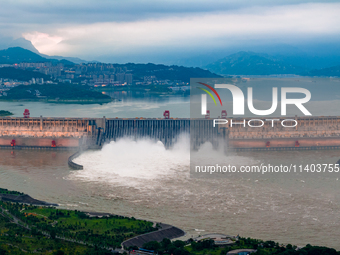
[1,187,339,255]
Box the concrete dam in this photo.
[1,116,340,152]
[0,116,216,149]
[0,116,95,149]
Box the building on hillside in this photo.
[195,233,236,246]
[227,249,256,255]
[129,248,155,255]
[116,73,125,84]
[125,73,133,84]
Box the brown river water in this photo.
[1,138,340,249]
[1,77,340,248]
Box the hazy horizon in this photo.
[1,0,340,65]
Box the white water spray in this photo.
[70,134,190,186]
[69,134,257,187]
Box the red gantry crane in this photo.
[23,109,30,118]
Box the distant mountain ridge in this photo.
[206,51,304,75]
[0,47,75,65]
[308,65,340,77]
[0,48,222,83]
[2,47,340,77]
[0,37,87,64]
[0,37,40,54]
[0,47,46,63]
[205,51,340,76]
[42,54,86,64]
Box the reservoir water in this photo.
[1,78,340,249]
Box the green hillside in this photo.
[124,63,222,82]
[0,67,50,81]
[4,83,111,102]
[307,65,340,76]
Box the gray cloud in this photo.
[1,0,338,25]
[1,0,340,62]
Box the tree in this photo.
[172,240,185,248]
[50,229,57,239]
[143,241,161,251]
[0,247,8,255]
[161,238,171,249]
[128,246,139,251]
[53,250,65,255]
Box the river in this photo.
[1,78,340,249]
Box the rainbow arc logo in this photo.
[197,82,223,106]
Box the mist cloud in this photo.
[1,0,339,61]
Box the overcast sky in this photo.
[1,0,340,62]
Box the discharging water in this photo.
[1,138,340,249]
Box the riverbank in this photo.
[0,187,57,206]
[0,187,185,250]
[1,83,113,104]
[0,196,159,253]
[0,110,13,116]
[1,187,339,255]
[0,193,58,206]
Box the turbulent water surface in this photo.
[1,78,340,248]
[1,138,340,249]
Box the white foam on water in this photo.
[69,134,191,186]
[68,134,258,187]
[192,141,259,167]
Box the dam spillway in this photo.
[103,119,190,147]
[102,119,218,148]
